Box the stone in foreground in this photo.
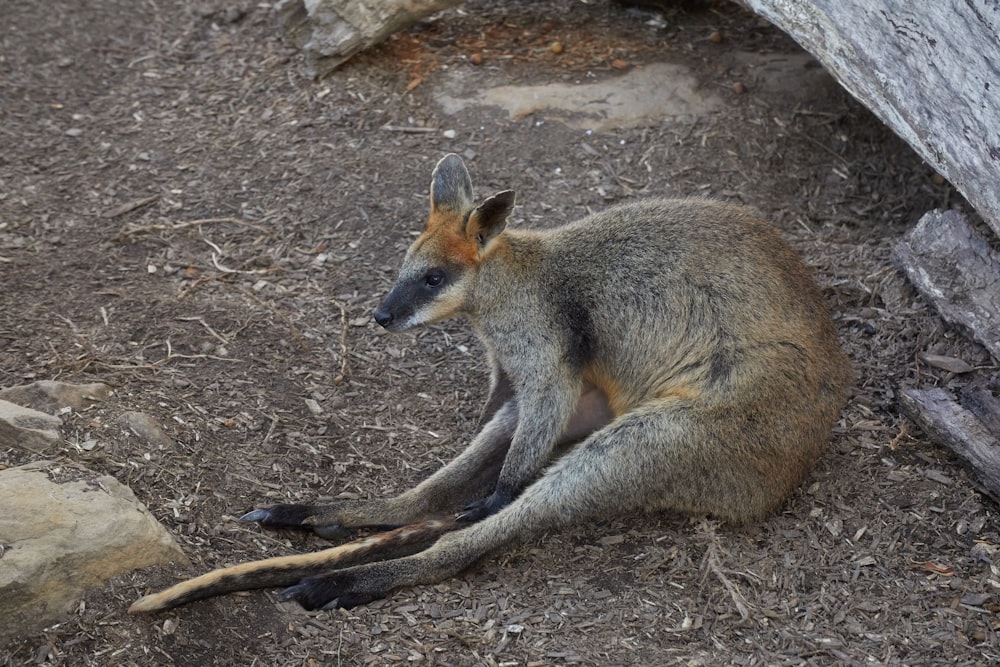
[0,461,188,644]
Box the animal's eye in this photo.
[425,270,445,288]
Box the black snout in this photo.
[374,278,424,331]
[373,308,393,328]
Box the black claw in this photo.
[455,507,482,522]
[239,509,272,523]
[457,489,511,522]
[278,583,307,602]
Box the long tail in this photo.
[129,517,461,613]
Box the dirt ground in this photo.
[2,1,999,665]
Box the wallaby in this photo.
[130,154,851,613]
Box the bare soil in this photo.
[2,1,999,665]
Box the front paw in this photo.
[456,489,511,523]
[240,504,350,538]
[279,569,386,611]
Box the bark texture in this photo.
[892,209,1000,363]
[278,0,461,77]
[900,388,1000,504]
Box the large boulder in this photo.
[0,461,188,644]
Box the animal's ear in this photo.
[430,154,474,214]
[465,190,516,247]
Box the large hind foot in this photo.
[240,503,353,539]
[280,568,386,610]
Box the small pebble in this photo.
[442,129,457,139]
[65,128,82,137]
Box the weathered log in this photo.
[740,0,1000,240]
[900,388,1000,504]
[891,209,1000,363]
[277,0,461,77]
[962,375,1000,437]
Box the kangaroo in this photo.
[130,154,852,613]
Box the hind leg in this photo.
[281,401,792,609]
[248,375,614,536]
[244,368,517,534]
[243,400,519,535]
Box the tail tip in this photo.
[127,595,162,614]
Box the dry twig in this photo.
[698,520,755,623]
[238,287,307,348]
[334,299,349,385]
[114,216,272,241]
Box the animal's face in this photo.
[373,154,514,332]
[373,211,479,331]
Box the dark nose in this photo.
[373,309,393,328]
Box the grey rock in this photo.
[0,380,112,415]
[0,399,63,453]
[117,411,175,448]
[0,461,188,643]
